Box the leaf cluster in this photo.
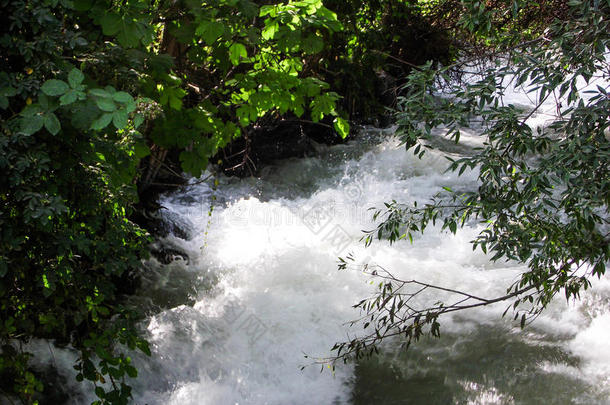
[331,0,610,365]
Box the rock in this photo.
[218,118,344,177]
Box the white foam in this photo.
[101,129,603,404]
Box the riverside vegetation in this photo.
[0,0,608,403]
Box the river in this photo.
[32,91,610,405]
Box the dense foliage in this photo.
[332,0,609,363]
[6,0,604,401]
[0,0,357,403]
[1,0,457,402]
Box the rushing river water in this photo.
[32,86,610,404]
[132,125,610,405]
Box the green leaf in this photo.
[134,141,150,158]
[100,13,122,36]
[0,96,8,109]
[262,21,279,40]
[260,5,277,17]
[301,35,324,54]
[100,14,143,48]
[133,113,144,129]
[59,90,78,106]
[38,93,50,110]
[125,365,138,378]
[196,20,225,45]
[0,87,18,97]
[167,88,185,110]
[73,0,92,11]
[116,20,141,48]
[95,386,105,399]
[310,93,336,122]
[125,100,137,113]
[137,340,151,356]
[112,91,133,104]
[21,115,44,135]
[41,80,69,96]
[21,104,44,117]
[229,43,247,66]
[112,109,128,129]
[96,98,116,112]
[91,113,113,130]
[44,113,61,135]
[68,69,85,88]
[89,88,110,98]
[333,117,349,139]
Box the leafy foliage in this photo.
[319,0,454,120]
[0,0,354,402]
[332,0,610,364]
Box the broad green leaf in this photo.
[333,117,349,139]
[239,0,259,18]
[310,93,336,122]
[21,115,44,135]
[262,21,279,40]
[116,20,141,48]
[134,141,150,158]
[301,35,324,54]
[125,100,137,113]
[100,14,144,48]
[169,94,182,110]
[293,104,304,117]
[229,43,247,66]
[125,365,138,378]
[20,104,44,117]
[68,69,85,87]
[112,108,128,129]
[90,113,113,130]
[236,106,252,126]
[100,13,122,36]
[41,80,69,96]
[89,88,110,98]
[112,91,133,104]
[133,113,144,128]
[315,7,342,31]
[0,96,8,109]
[96,98,116,112]
[38,93,50,110]
[44,113,61,135]
[196,21,225,45]
[60,90,78,106]
[260,5,277,17]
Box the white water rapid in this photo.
[134,125,610,405]
[33,81,610,404]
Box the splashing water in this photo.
[38,86,610,404]
[131,124,608,404]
